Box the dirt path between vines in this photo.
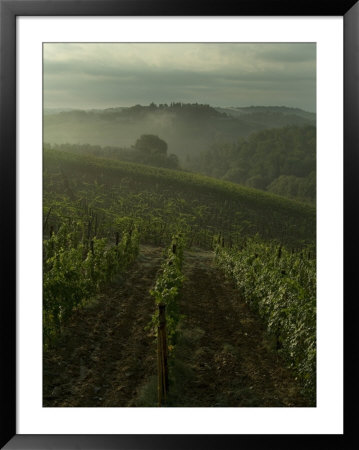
[171,249,309,407]
[43,245,163,407]
[43,245,309,407]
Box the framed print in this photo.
[1,0,357,448]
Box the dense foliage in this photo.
[190,126,316,203]
[45,136,179,170]
[43,220,139,345]
[214,237,316,402]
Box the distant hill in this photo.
[44,102,315,161]
[189,125,316,204]
[215,105,315,122]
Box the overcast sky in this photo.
[43,43,316,112]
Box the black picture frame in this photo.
[1,1,357,448]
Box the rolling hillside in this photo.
[44,103,315,161]
[44,147,315,249]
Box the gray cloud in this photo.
[43,43,316,111]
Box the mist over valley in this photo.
[44,102,316,203]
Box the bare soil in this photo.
[43,245,309,407]
[43,245,163,407]
[169,249,309,407]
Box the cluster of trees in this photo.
[267,172,315,203]
[45,134,179,170]
[114,102,227,119]
[132,134,179,168]
[189,126,316,203]
[45,124,316,203]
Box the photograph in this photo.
[42,42,317,408]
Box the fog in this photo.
[44,104,315,162]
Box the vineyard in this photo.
[43,222,139,344]
[214,238,316,399]
[44,147,315,247]
[43,147,316,406]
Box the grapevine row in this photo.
[44,147,316,250]
[43,220,139,346]
[149,234,186,405]
[214,236,316,402]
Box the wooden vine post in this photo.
[157,303,168,406]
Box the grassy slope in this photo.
[44,148,316,248]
